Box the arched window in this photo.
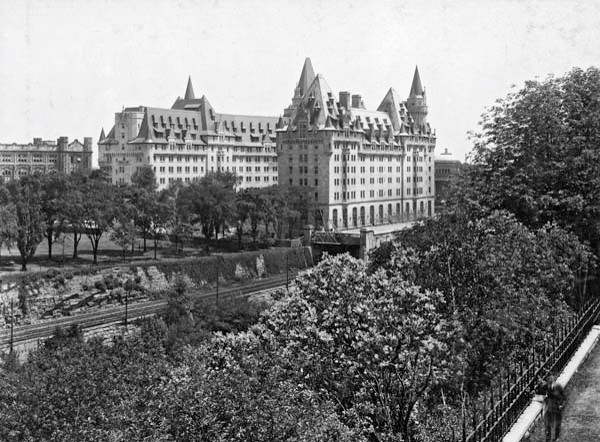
[369,206,375,226]
[332,209,338,229]
[378,205,383,224]
[352,207,357,227]
[360,207,365,226]
[388,204,392,222]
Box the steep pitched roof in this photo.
[291,74,339,129]
[297,58,316,98]
[98,125,117,145]
[377,87,406,132]
[99,127,106,142]
[184,76,195,100]
[409,66,424,97]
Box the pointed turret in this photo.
[297,58,315,98]
[99,127,106,142]
[409,66,424,97]
[283,57,317,120]
[184,76,195,100]
[406,65,428,126]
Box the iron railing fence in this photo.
[452,296,600,442]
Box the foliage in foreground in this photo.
[370,210,594,391]
[0,212,593,441]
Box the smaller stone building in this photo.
[0,137,94,181]
[434,148,462,209]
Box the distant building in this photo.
[276,58,436,230]
[434,148,462,208]
[99,77,279,190]
[0,137,93,182]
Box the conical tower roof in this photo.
[184,76,195,100]
[297,58,316,98]
[99,127,106,142]
[409,66,424,97]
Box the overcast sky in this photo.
[1,0,598,161]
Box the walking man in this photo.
[542,372,566,442]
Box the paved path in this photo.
[528,340,600,441]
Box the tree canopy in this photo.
[456,67,600,253]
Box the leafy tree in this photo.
[149,199,172,260]
[261,253,457,441]
[110,218,137,261]
[456,66,600,254]
[127,188,156,253]
[369,211,594,392]
[0,186,17,265]
[267,185,314,239]
[158,181,189,252]
[236,187,267,247]
[178,171,238,250]
[80,179,116,264]
[40,172,69,260]
[0,333,171,441]
[161,332,362,442]
[5,175,46,271]
[130,165,157,192]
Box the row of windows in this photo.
[157,175,278,185]
[330,200,432,229]
[153,154,276,163]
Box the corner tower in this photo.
[406,66,428,127]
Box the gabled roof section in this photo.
[409,65,424,97]
[291,74,339,129]
[128,114,154,144]
[99,125,117,145]
[297,58,316,98]
[377,87,405,132]
[184,76,195,100]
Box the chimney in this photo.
[351,94,363,109]
[57,136,69,149]
[339,91,351,111]
[33,137,42,146]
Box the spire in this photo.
[184,76,195,100]
[99,127,106,142]
[409,65,424,97]
[297,58,316,98]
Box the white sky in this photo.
[1,0,598,161]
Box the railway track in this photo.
[0,272,296,348]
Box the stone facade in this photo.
[434,148,462,209]
[99,77,279,190]
[0,137,94,181]
[277,60,436,230]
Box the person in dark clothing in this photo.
[539,373,566,442]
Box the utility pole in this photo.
[10,299,14,354]
[216,262,219,306]
[124,289,129,330]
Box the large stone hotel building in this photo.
[98,78,279,189]
[277,59,436,230]
[99,58,436,230]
